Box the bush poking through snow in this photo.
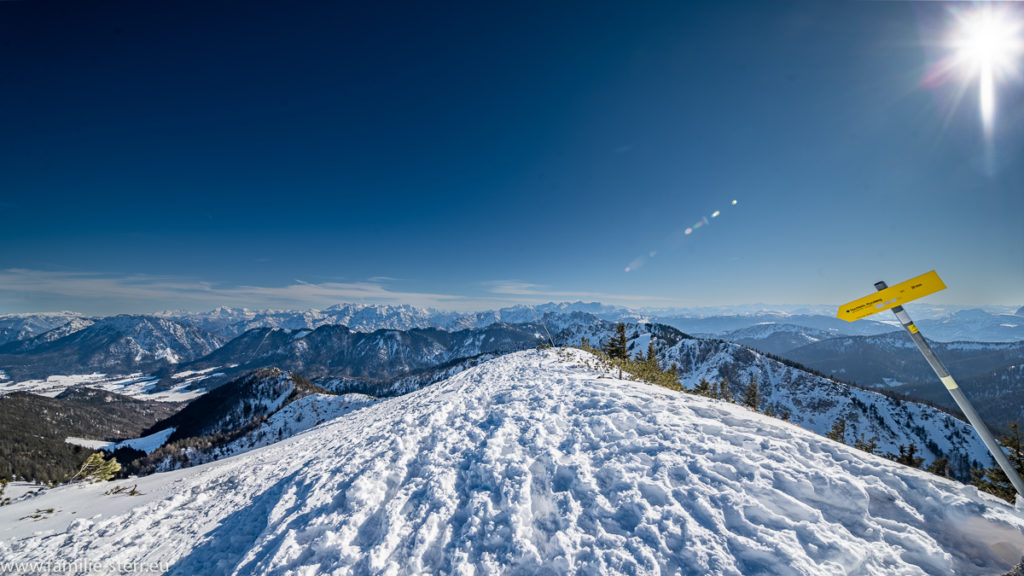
[71,453,120,483]
[104,484,142,496]
[576,341,681,391]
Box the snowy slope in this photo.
[173,393,377,468]
[0,313,84,347]
[0,317,96,353]
[2,349,1022,575]
[663,338,991,477]
[66,428,177,454]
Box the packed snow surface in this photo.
[2,349,1023,575]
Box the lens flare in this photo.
[623,200,739,272]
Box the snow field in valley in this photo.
[1,348,1023,575]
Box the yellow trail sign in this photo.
[837,270,946,322]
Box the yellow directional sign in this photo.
[837,270,946,322]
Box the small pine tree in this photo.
[72,452,121,483]
[893,443,925,468]
[646,340,658,369]
[693,378,713,397]
[719,378,731,402]
[580,336,590,350]
[854,435,880,455]
[741,376,759,410]
[605,323,628,360]
[925,457,950,478]
[826,418,847,443]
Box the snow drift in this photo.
[1,349,1022,575]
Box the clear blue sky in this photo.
[2,0,1022,314]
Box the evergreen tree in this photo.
[925,457,950,478]
[893,443,925,468]
[854,435,880,455]
[645,340,658,369]
[718,378,731,402]
[605,323,628,360]
[826,418,846,443]
[693,378,713,397]
[741,376,759,410]
[972,422,1024,503]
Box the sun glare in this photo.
[950,7,1023,136]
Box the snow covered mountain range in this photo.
[0,301,1019,387]
[1,350,1021,575]
[73,317,989,480]
[713,323,844,355]
[162,302,642,338]
[0,312,84,348]
[0,315,225,382]
[2,300,1020,351]
[0,308,1013,478]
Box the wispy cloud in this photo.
[482,280,546,296]
[483,279,692,307]
[0,269,697,315]
[0,269,472,314]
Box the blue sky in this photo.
[2,1,1022,314]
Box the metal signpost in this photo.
[838,270,1024,499]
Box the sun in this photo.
[948,6,1024,136]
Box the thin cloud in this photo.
[482,280,546,296]
[0,269,697,315]
[483,279,694,307]
[0,269,473,314]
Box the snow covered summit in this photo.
[2,349,1023,575]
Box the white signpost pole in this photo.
[838,270,1024,499]
[872,279,1024,499]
